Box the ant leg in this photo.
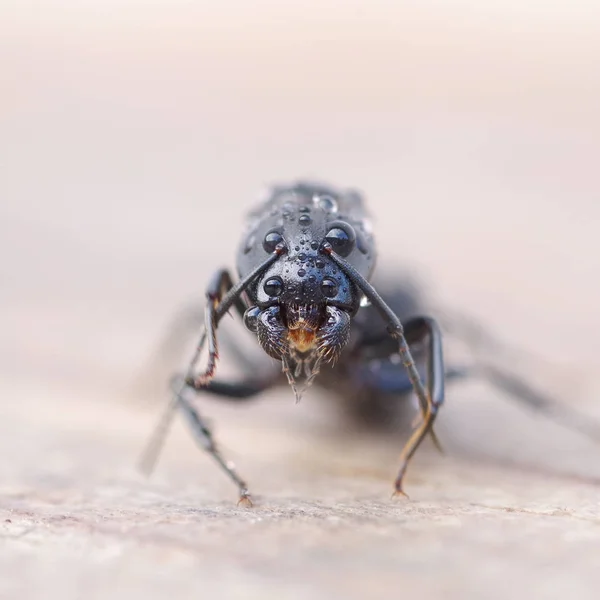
[403,317,445,451]
[190,268,249,386]
[139,367,281,506]
[352,322,457,452]
[132,296,275,404]
[173,371,279,506]
[323,244,445,497]
[474,363,600,444]
[390,316,445,496]
[190,244,284,386]
[440,309,600,445]
[139,246,286,503]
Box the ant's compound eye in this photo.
[263,230,284,253]
[263,277,284,297]
[324,223,355,257]
[243,306,262,332]
[321,277,338,298]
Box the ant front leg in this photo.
[139,247,286,505]
[140,268,255,503]
[351,316,446,496]
[186,269,248,388]
[323,244,445,498]
[172,370,278,507]
[179,268,284,504]
[391,316,445,497]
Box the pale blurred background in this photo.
[3,0,600,395]
[1,2,600,599]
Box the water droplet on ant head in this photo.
[360,295,372,307]
[315,259,325,268]
[314,194,338,214]
[299,214,312,227]
[299,206,311,213]
[321,277,338,297]
[310,241,319,250]
[298,268,306,277]
[243,306,261,332]
[295,246,300,251]
[309,275,316,283]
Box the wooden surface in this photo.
[2,371,600,600]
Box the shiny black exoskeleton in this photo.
[140,180,600,505]
[238,183,380,387]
